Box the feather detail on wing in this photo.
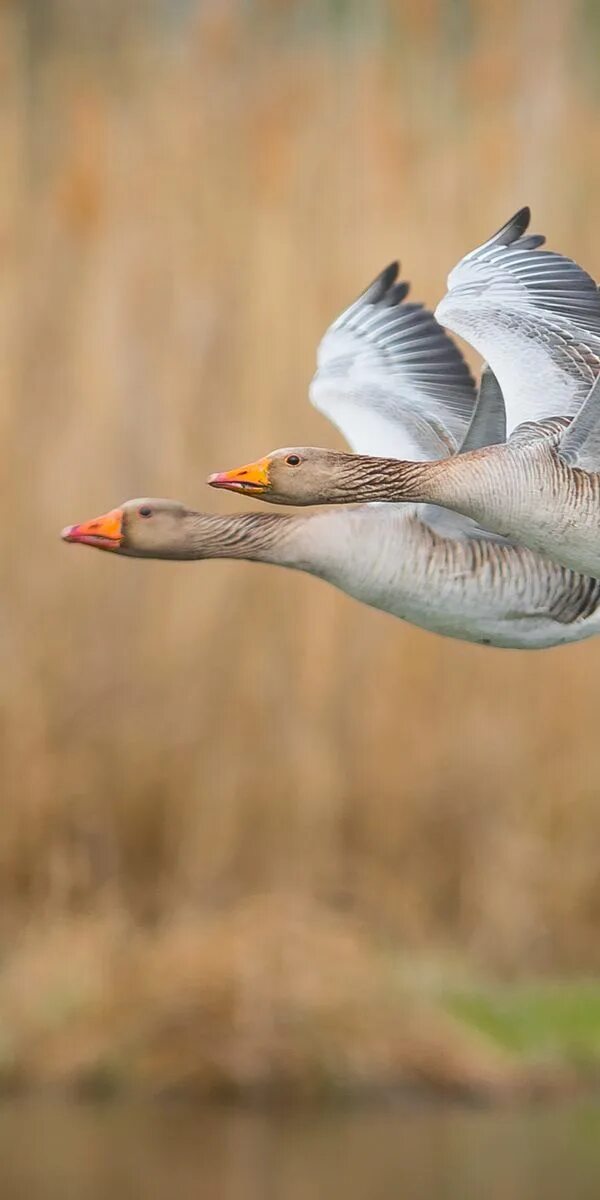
[508,416,571,448]
[435,208,600,433]
[310,263,477,462]
[559,374,600,471]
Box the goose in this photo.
[64,224,600,650]
[62,490,600,650]
[208,211,600,582]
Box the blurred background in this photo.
[4,0,600,1194]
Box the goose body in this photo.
[213,210,600,584]
[62,500,600,650]
[330,406,600,583]
[301,505,600,649]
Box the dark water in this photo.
[1,1098,600,1199]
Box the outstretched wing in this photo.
[310,263,477,462]
[435,208,600,434]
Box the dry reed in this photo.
[3,0,600,1092]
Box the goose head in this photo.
[208,447,362,506]
[61,498,192,557]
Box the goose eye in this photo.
[139,505,153,518]
[285,454,301,467]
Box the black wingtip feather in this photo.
[465,207,547,260]
[384,281,411,306]
[366,261,399,301]
[360,262,414,307]
[494,206,531,246]
[516,233,546,250]
[514,205,531,233]
[382,260,400,283]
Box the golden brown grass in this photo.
[0,897,558,1100]
[4,0,600,1094]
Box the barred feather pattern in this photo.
[148,508,600,645]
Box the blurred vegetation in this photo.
[446,982,600,1067]
[3,0,600,1095]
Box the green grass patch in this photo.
[444,983,600,1066]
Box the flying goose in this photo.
[62,489,600,650]
[208,213,600,582]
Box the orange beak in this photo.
[207,456,271,496]
[61,507,124,551]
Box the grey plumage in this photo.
[436,209,600,432]
[445,207,600,335]
[301,238,600,642]
[507,415,571,448]
[459,365,507,453]
[559,374,600,471]
[312,262,478,460]
[458,205,540,256]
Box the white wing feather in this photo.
[310,264,477,462]
[435,208,600,434]
[310,265,513,544]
